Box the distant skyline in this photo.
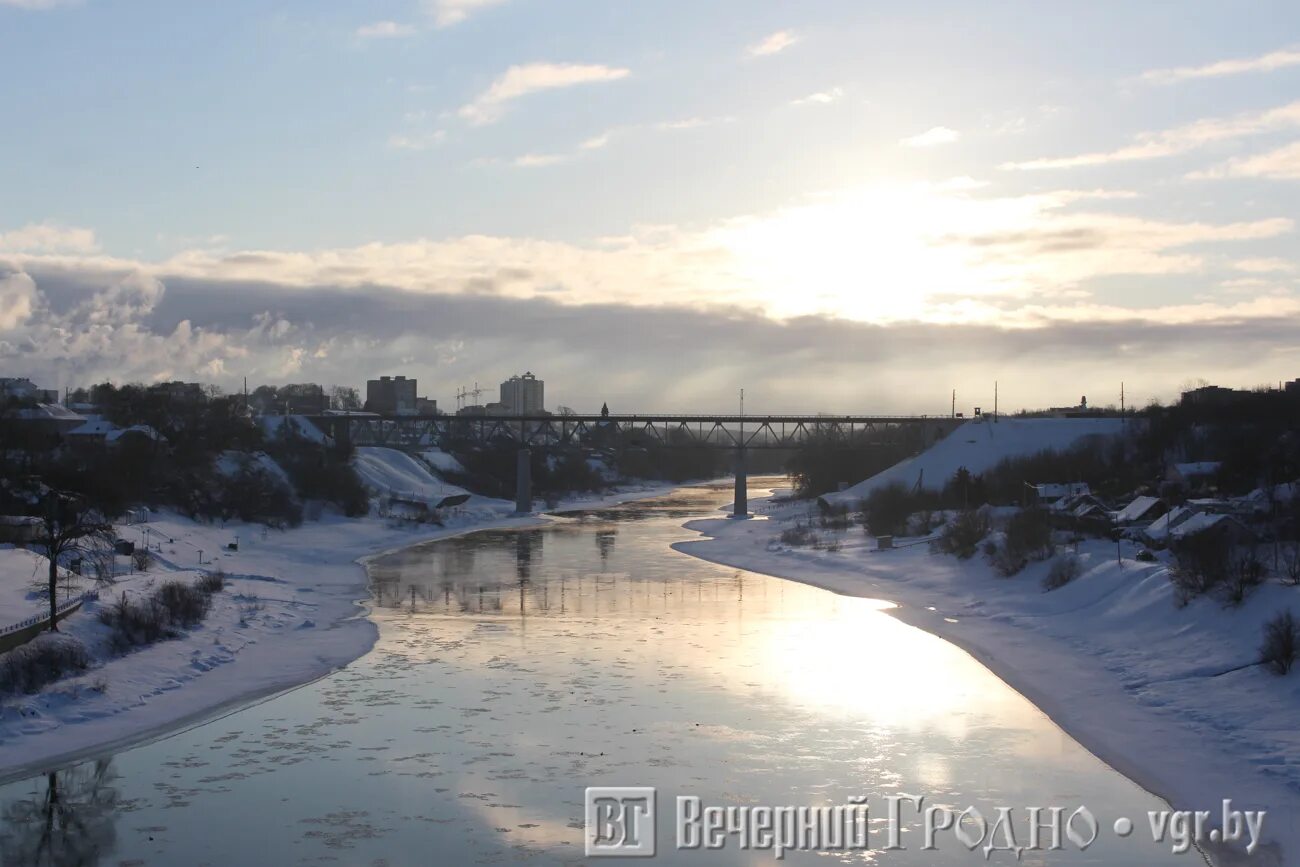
[1,1,1298,412]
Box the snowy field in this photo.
[676,421,1295,865]
[0,447,679,779]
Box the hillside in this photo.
[351,446,476,505]
[831,417,1125,502]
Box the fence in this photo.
[0,591,98,653]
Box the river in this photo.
[0,480,1198,864]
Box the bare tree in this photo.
[32,493,112,632]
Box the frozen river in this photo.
[0,481,1199,864]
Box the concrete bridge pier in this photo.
[732,448,748,518]
[515,448,532,514]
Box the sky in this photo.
[2,0,1299,413]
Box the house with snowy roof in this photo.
[1166,461,1222,489]
[1113,495,1168,527]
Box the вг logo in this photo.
[585,787,656,857]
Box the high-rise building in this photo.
[497,372,544,414]
[366,375,418,415]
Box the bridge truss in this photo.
[308,413,960,451]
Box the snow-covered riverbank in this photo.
[674,494,1295,866]
[0,475,683,781]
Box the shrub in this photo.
[156,581,211,627]
[98,571,224,654]
[131,548,154,571]
[99,593,172,652]
[1000,508,1055,575]
[933,509,990,559]
[1136,549,1156,563]
[1261,610,1300,675]
[0,634,90,695]
[196,567,225,595]
[1280,542,1300,587]
[1169,533,1231,603]
[863,483,918,537]
[1043,553,1083,591]
[779,524,816,547]
[1221,548,1266,607]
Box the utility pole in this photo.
[951,389,956,419]
[1120,381,1125,429]
[994,381,998,421]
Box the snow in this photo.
[261,414,329,444]
[1115,495,1165,524]
[1144,506,1195,543]
[420,448,466,476]
[352,447,468,503]
[830,417,1125,503]
[1168,511,1248,541]
[676,485,1299,863]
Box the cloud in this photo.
[458,62,630,125]
[9,262,1300,412]
[1003,100,1300,170]
[511,153,566,168]
[0,222,98,254]
[356,20,417,39]
[8,183,1287,332]
[0,273,39,330]
[387,130,447,151]
[899,126,961,148]
[748,30,799,57]
[790,87,843,106]
[422,0,508,28]
[1189,140,1300,181]
[1141,47,1300,84]
[1234,257,1297,274]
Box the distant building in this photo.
[416,397,439,416]
[0,377,58,404]
[1166,461,1222,489]
[366,376,418,415]
[492,372,544,415]
[280,383,328,415]
[155,381,206,403]
[1180,384,1244,407]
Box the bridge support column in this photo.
[732,448,748,518]
[515,448,532,514]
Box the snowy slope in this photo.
[420,448,466,476]
[352,447,468,503]
[832,417,1125,502]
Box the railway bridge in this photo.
[306,412,963,517]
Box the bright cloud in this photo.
[900,126,961,148]
[748,30,799,57]
[7,185,1289,329]
[1189,140,1300,181]
[512,153,566,168]
[1004,100,1300,170]
[458,62,630,125]
[422,0,508,28]
[356,20,417,39]
[0,222,98,253]
[1142,47,1300,84]
[791,87,843,106]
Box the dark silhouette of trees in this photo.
[33,493,111,631]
